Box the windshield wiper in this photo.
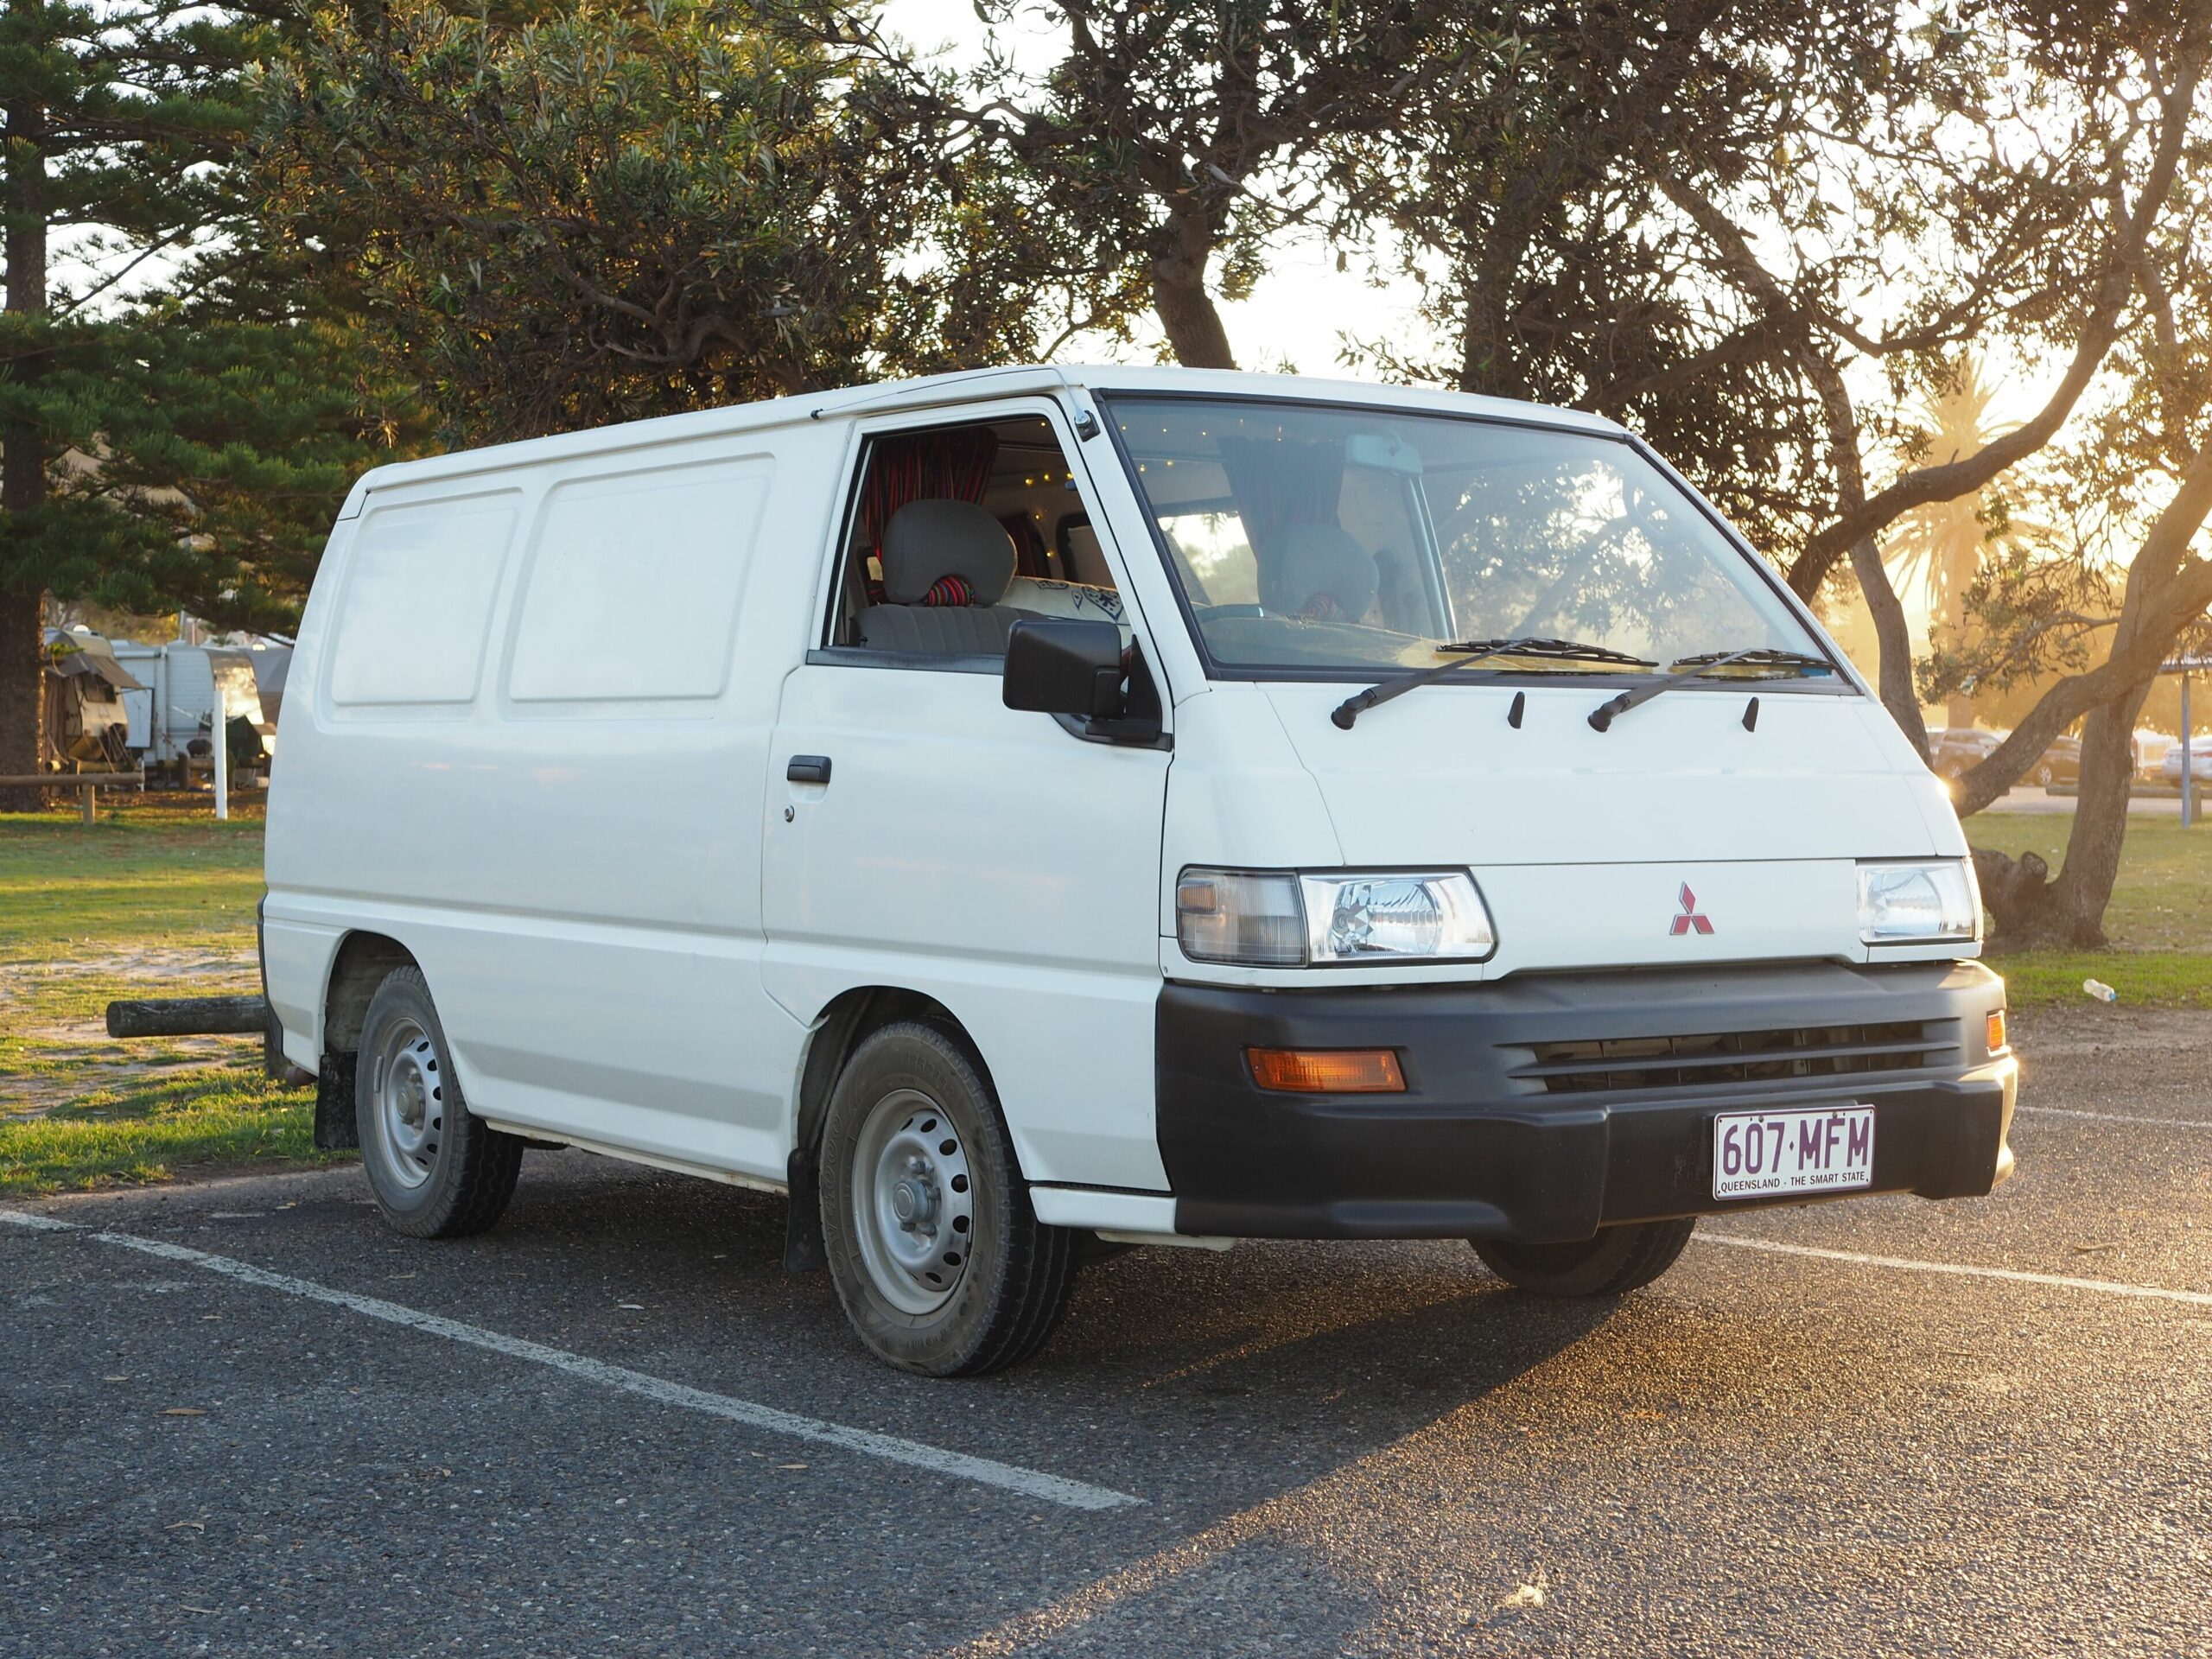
[1332,637,1657,729]
[1586,647,1832,732]
[1664,647,1834,673]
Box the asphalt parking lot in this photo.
[5,1007,2209,1658]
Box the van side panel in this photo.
[327,493,516,705]
[266,428,838,1185]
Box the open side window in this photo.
[823,415,1131,664]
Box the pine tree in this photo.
[0,0,407,804]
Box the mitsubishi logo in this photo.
[1669,884,1714,937]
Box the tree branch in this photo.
[1782,37,2203,597]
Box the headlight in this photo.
[1857,859,1980,944]
[1177,868,1496,966]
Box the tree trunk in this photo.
[2,49,49,810]
[1149,202,1236,371]
[1969,677,2152,947]
[2046,677,2155,944]
[0,590,40,805]
[1848,535,1930,759]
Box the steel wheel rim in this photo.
[850,1087,976,1317]
[369,1016,444,1192]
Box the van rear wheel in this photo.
[1471,1217,1696,1296]
[819,1022,1075,1376]
[355,967,522,1239]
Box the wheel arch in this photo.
[791,985,998,1163]
[780,985,1006,1275]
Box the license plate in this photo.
[1712,1104,1875,1200]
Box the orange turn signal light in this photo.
[1247,1046,1406,1094]
[1986,1010,2009,1055]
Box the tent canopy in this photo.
[43,629,144,692]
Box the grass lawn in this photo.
[1962,811,2212,1008]
[0,793,341,1195]
[0,1070,329,1195]
[0,795,268,958]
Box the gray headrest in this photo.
[1261,524,1378,620]
[881,499,1016,606]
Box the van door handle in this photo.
[786,755,832,785]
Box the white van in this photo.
[263,366,2017,1375]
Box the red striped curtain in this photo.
[859,428,1001,574]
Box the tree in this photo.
[807,0,1465,372]
[1885,360,2043,731]
[1341,4,2198,720]
[261,0,1079,445]
[0,0,407,805]
[1338,1,1844,561]
[1932,274,2212,941]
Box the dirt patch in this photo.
[1,944,257,985]
[2,1038,263,1117]
[2,944,265,1116]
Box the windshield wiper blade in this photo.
[1665,647,1834,673]
[1332,637,1656,729]
[1586,646,1827,732]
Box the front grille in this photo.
[1508,1020,1953,1095]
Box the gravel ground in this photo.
[3,1007,2209,1658]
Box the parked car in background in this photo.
[2029,734,2082,786]
[2137,731,2179,781]
[1929,727,2005,780]
[2160,742,2211,785]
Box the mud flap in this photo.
[783,1147,825,1273]
[314,1054,360,1151]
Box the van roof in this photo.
[343,364,1626,506]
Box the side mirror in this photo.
[1003,619,1125,720]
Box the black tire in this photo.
[819,1022,1075,1376]
[354,966,521,1239]
[1471,1217,1696,1296]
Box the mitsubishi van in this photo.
[262,366,2017,1375]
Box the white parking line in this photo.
[0,1210,76,1232]
[2016,1105,2212,1132]
[0,1210,1140,1512]
[1700,1232,2212,1308]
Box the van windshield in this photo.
[1107,396,1827,677]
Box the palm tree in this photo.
[1883,358,2039,730]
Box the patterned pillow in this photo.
[920,574,976,607]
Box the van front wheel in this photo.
[819,1022,1075,1376]
[354,966,522,1239]
[1471,1217,1696,1296]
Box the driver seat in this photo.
[858,500,1025,656]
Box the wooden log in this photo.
[0,772,145,788]
[105,995,271,1038]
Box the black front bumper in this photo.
[1158,961,2016,1243]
